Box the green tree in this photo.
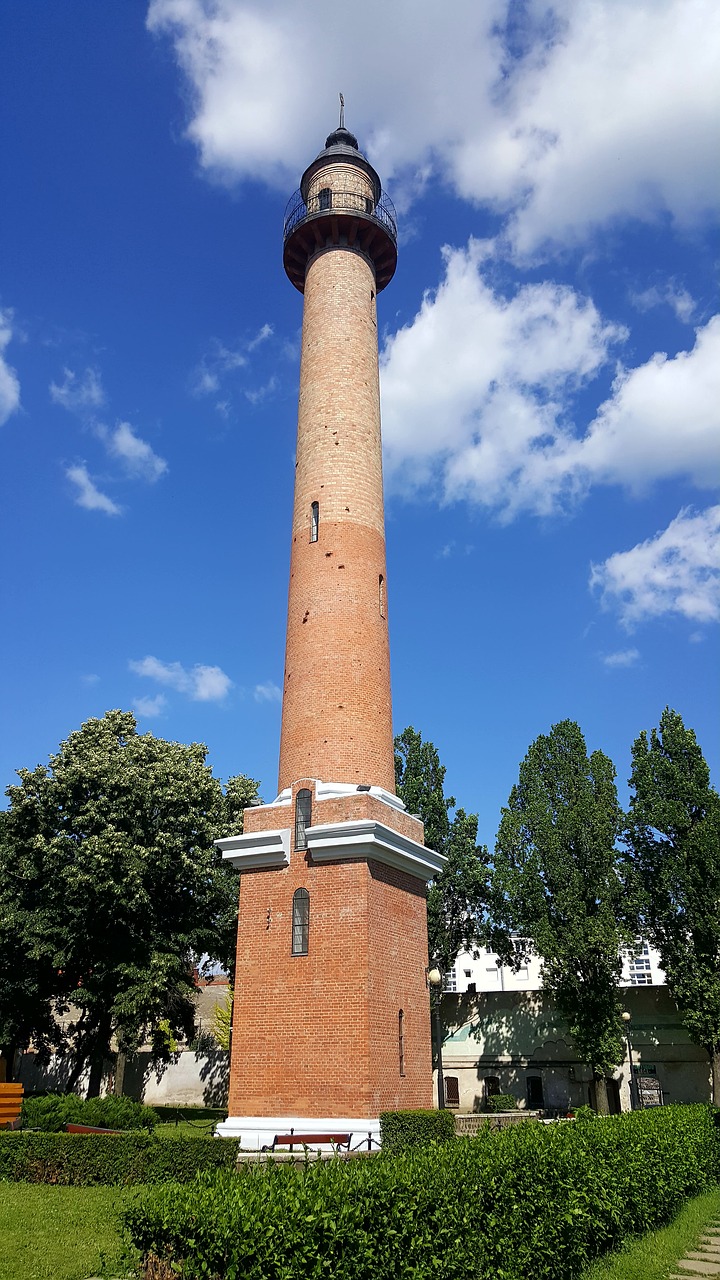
[0,710,257,1091]
[492,720,628,1113]
[394,726,489,974]
[626,707,720,1099]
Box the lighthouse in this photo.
[216,109,444,1148]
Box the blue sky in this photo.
[1,0,718,845]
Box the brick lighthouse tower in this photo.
[216,106,444,1148]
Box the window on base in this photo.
[291,887,310,956]
[295,788,312,851]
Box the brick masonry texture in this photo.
[244,786,424,847]
[228,782,433,1119]
[226,145,435,1123]
[278,244,394,794]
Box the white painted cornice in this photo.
[271,780,407,813]
[307,819,445,882]
[216,828,290,870]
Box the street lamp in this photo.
[426,967,445,1109]
[621,1011,639,1110]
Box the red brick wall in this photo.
[227,782,433,1119]
[278,247,395,795]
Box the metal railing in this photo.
[283,188,397,246]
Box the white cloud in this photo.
[66,464,122,516]
[381,240,625,516]
[566,316,720,493]
[253,681,281,703]
[129,655,233,701]
[147,0,720,253]
[245,375,277,405]
[380,242,720,516]
[247,323,273,351]
[192,664,234,701]
[193,330,275,407]
[0,309,21,425]
[50,367,105,413]
[631,282,696,324]
[103,421,168,482]
[590,506,720,627]
[601,649,640,668]
[133,693,167,718]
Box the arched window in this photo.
[292,887,310,956]
[379,574,385,618]
[295,788,312,851]
[310,501,319,543]
[318,187,332,210]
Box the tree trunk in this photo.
[87,1043,109,1098]
[114,1051,126,1097]
[85,1014,113,1097]
[0,1042,19,1083]
[710,1046,720,1104]
[594,1075,610,1115]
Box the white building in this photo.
[434,941,715,1116]
[443,939,665,995]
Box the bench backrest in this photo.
[0,1082,24,1128]
[274,1133,351,1146]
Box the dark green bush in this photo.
[21,1092,158,1132]
[379,1109,456,1152]
[485,1093,517,1113]
[0,1130,240,1185]
[122,1106,720,1280]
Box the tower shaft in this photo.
[279,245,394,793]
[216,120,443,1146]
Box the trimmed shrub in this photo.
[379,1109,456,1152]
[123,1106,720,1280]
[485,1093,517,1113]
[21,1092,158,1132]
[0,1130,240,1185]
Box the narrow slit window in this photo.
[379,573,385,618]
[398,1009,405,1076]
[310,502,319,543]
[295,788,312,851]
[318,187,332,210]
[292,887,310,956]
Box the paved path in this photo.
[670,1219,720,1277]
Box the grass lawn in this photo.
[579,1185,720,1280]
[3,1172,718,1280]
[154,1118,219,1139]
[0,1184,135,1280]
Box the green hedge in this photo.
[0,1131,240,1185]
[123,1106,720,1280]
[380,1109,456,1152]
[486,1093,517,1113]
[21,1092,158,1132]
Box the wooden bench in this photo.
[262,1130,352,1154]
[0,1082,23,1129]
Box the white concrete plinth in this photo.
[214,1114,381,1151]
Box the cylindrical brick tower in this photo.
[216,115,444,1149]
[279,122,397,794]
